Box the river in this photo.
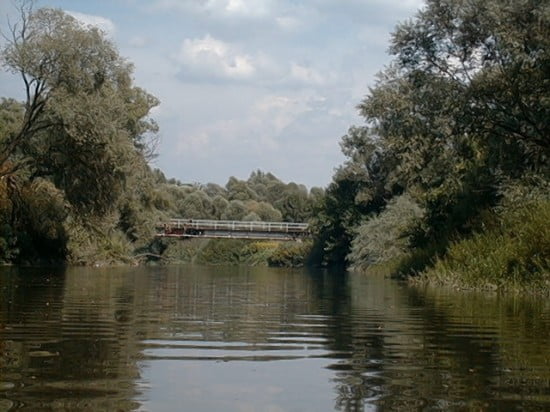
[0,265,549,411]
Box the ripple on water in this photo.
[1,265,550,411]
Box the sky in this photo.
[0,0,423,188]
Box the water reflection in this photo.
[1,265,549,411]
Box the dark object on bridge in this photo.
[156,219,310,241]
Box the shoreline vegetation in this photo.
[1,1,548,293]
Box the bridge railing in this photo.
[161,219,309,233]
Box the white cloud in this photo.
[275,15,301,31]
[152,0,273,18]
[177,130,211,156]
[65,11,116,36]
[128,35,151,48]
[290,63,325,85]
[223,0,271,17]
[172,35,332,88]
[175,35,256,80]
[0,0,426,188]
[176,91,322,158]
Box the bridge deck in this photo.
[156,219,309,241]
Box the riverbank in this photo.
[160,238,313,267]
[408,199,550,295]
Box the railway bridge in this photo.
[156,219,309,241]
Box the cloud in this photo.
[175,35,256,80]
[172,34,332,87]
[0,0,427,188]
[289,63,325,85]
[176,91,329,158]
[128,35,151,48]
[274,16,301,31]
[65,10,116,36]
[223,0,272,17]
[152,0,273,18]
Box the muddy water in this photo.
[1,265,549,410]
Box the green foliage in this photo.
[0,98,24,147]
[221,200,247,220]
[241,241,280,266]
[161,238,209,264]
[311,126,398,266]
[0,178,17,263]
[273,183,311,222]
[0,4,160,264]
[267,241,312,267]
[348,193,424,271]
[64,216,134,266]
[195,239,250,265]
[419,200,550,293]
[0,4,317,266]
[226,176,258,201]
[314,0,550,294]
[178,190,213,219]
[243,211,261,222]
[117,172,160,247]
[211,195,229,219]
[160,238,312,268]
[1,5,159,214]
[247,201,282,221]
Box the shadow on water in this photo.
[330,275,550,411]
[1,265,549,411]
[0,266,143,410]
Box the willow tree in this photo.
[364,0,549,247]
[1,3,159,215]
[314,0,549,267]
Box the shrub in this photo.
[347,193,424,271]
[267,241,312,267]
[418,200,550,293]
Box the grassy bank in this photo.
[161,238,312,267]
[412,200,550,294]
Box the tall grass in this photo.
[417,200,550,293]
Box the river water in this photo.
[0,265,549,411]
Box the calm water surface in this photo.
[0,265,549,411]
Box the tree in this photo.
[254,201,282,222]
[1,3,159,214]
[212,195,229,219]
[311,126,399,265]
[178,191,213,219]
[348,193,424,270]
[390,0,549,169]
[358,0,549,249]
[316,0,549,269]
[226,176,258,201]
[221,200,247,220]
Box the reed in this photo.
[416,200,550,294]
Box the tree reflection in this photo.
[328,274,550,411]
[1,266,549,411]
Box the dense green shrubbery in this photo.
[267,241,312,267]
[347,193,424,271]
[418,200,550,293]
[160,238,311,267]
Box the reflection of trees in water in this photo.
[2,266,548,411]
[0,265,342,409]
[0,267,145,410]
[327,274,550,411]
